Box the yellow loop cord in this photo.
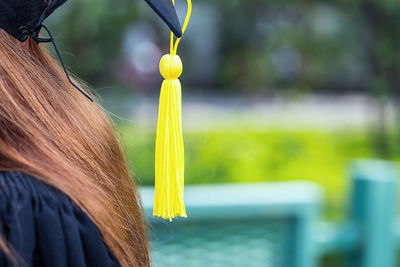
[170,0,192,56]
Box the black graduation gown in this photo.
[0,171,122,267]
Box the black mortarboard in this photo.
[144,0,182,37]
[0,0,182,42]
[0,0,67,42]
[0,0,182,101]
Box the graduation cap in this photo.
[0,0,183,101]
[0,0,192,221]
[0,0,68,42]
[145,0,182,37]
[0,0,182,42]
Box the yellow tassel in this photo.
[153,0,191,221]
[154,54,186,220]
[153,0,192,221]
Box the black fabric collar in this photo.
[0,0,67,42]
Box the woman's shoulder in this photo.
[0,171,88,224]
[0,171,72,207]
[0,171,121,267]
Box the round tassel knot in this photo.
[159,54,183,80]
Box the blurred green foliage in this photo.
[119,125,400,219]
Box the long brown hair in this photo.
[0,29,149,266]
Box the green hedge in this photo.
[119,125,393,219]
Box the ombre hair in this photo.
[0,29,149,266]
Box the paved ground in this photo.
[104,94,397,131]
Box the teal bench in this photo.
[140,160,398,267]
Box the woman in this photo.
[0,0,182,266]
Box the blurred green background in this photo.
[46,0,400,222]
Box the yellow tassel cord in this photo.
[154,0,192,220]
